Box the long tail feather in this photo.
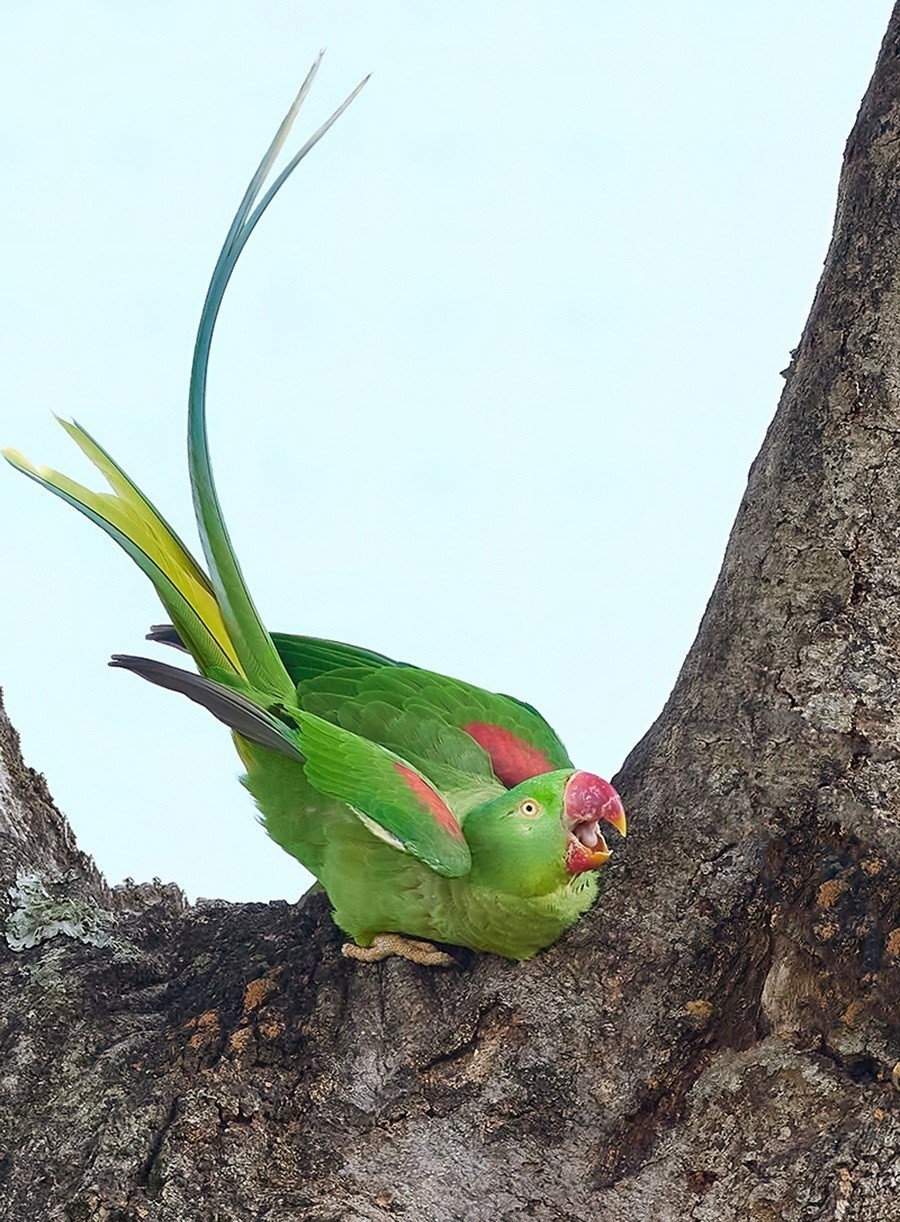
[188,60,369,700]
[4,58,368,701]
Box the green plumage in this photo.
[3,60,622,961]
[243,745,597,960]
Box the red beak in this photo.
[563,772,627,874]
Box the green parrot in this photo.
[4,58,625,965]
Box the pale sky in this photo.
[0,2,892,900]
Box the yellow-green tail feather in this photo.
[186,59,367,702]
[2,420,241,676]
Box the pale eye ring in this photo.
[518,798,542,818]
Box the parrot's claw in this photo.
[342,934,456,967]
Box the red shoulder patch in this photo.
[461,722,554,788]
[393,763,465,841]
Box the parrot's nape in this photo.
[4,56,626,964]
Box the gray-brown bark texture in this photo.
[4,16,900,1222]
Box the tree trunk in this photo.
[5,13,900,1222]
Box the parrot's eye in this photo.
[518,798,542,818]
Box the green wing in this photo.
[113,655,471,878]
[259,635,573,786]
[297,665,574,791]
[293,711,471,877]
[146,623,572,793]
[271,633,402,682]
[306,692,506,816]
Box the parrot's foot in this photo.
[342,934,455,967]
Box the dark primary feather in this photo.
[110,654,304,760]
[147,624,190,652]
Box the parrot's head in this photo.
[463,768,626,898]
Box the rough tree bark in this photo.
[4,13,900,1222]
